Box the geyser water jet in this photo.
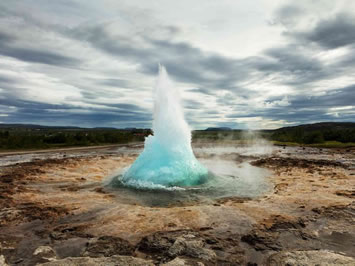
[121,65,208,188]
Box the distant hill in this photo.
[0,124,119,130]
[205,127,232,131]
[93,127,117,130]
[272,122,355,132]
[203,122,354,132]
[267,122,355,144]
[0,123,81,130]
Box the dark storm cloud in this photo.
[301,13,355,49]
[101,103,149,113]
[0,28,81,67]
[79,87,126,100]
[261,108,355,124]
[226,84,355,124]
[335,51,355,69]
[0,98,151,127]
[264,110,335,123]
[2,110,151,127]
[0,32,14,42]
[259,46,328,85]
[96,78,130,88]
[0,97,71,111]
[0,45,80,67]
[0,96,149,116]
[184,99,205,110]
[273,3,355,50]
[264,48,322,73]
[226,107,334,125]
[0,75,14,84]
[70,25,154,62]
[291,84,355,108]
[0,44,81,67]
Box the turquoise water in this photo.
[120,135,208,187]
[109,160,271,207]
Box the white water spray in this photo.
[121,65,208,188]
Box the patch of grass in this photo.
[272,141,300,147]
[309,141,355,148]
[272,140,355,148]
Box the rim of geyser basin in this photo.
[109,171,214,191]
[105,164,272,207]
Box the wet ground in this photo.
[0,143,354,265]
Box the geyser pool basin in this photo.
[108,146,272,207]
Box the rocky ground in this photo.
[0,144,354,265]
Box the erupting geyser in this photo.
[121,65,208,188]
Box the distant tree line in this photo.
[0,128,151,150]
[267,127,355,144]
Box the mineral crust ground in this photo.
[0,144,354,265]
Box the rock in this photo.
[83,236,134,257]
[54,237,88,258]
[263,215,306,231]
[0,255,8,266]
[0,208,22,225]
[138,230,183,253]
[168,237,216,261]
[335,190,355,198]
[167,238,187,256]
[37,255,154,266]
[251,157,344,169]
[161,257,206,266]
[33,246,57,261]
[138,230,243,264]
[266,250,355,266]
[241,230,281,251]
[241,214,306,251]
[161,257,189,266]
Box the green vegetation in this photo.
[272,140,355,148]
[0,126,151,150]
[265,122,355,146]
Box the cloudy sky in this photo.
[0,0,354,129]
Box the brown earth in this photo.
[0,145,354,265]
